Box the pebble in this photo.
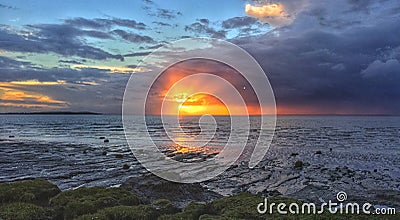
[123,164,130,170]
[294,160,303,168]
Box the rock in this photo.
[151,199,180,215]
[76,205,160,220]
[8,135,15,138]
[99,137,106,139]
[101,151,107,156]
[294,160,303,168]
[289,184,332,205]
[290,153,299,157]
[0,202,52,220]
[82,149,87,154]
[103,139,109,143]
[315,150,322,155]
[121,174,222,208]
[170,152,205,162]
[123,164,130,170]
[160,193,303,220]
[76,199,180,220]
[374,169,378,172]
[115,154,124,159]
[231,164,238,169]
[0,179,61,206]
[172,153,185,162]
[50,187,139,220]
[329,148,333,152]
[260,189,281,197]
[159,202,209,220]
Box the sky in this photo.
[0,0,400,114]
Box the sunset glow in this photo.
[72,65,149,74]
[8,80,67,86]
[177,93,229,116]
[0,82,67,109]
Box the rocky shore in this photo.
[0,177,399,220]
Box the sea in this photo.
[1,115,399,205]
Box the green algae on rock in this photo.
[76,201,181,220]
[0,202,53,220]
[0,179,60,206]
[1,179,399,220]
[49,187,140,219]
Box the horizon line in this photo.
[1,111,400,117]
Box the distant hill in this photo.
[0,111,102,115]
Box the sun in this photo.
[178,104,207,115]
[177,93,229,116]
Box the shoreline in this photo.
[1,115,400,219]
[1,138,400,211]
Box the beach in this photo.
[1,115,399,218]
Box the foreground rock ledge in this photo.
[121,174,222,208]
[0,178,399,220]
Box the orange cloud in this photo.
[245,3,293,27]
[72,64,149,74]
[0,82,67,109]
[245,3,284,17]
[8,80,66,86]
[0,102,65,109]
[77,81,100,86]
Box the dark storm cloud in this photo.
[126,64,138,68]
[222,16,259,29]
[58,60,84,65]
[198,19,210,25]
[157,8,179,19]
[361,59,400,78]
[142,0,154,4]
[0,17,155,61]
[144,5,182,20]
[29,24,113,39]
[124,51,152,57]
[233,0,400,114]
[0,56,32,69]
[145,44,165,50]
[112,29,155,44]
[185,22,226,39]
[221,16,271,38]
[152,21,171,27]
[65,17,147,30]
[0,3,16,10]
[346,0,374,13]
[109,18,145,29]
[0,25,124,61]
[0,57,100,82]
